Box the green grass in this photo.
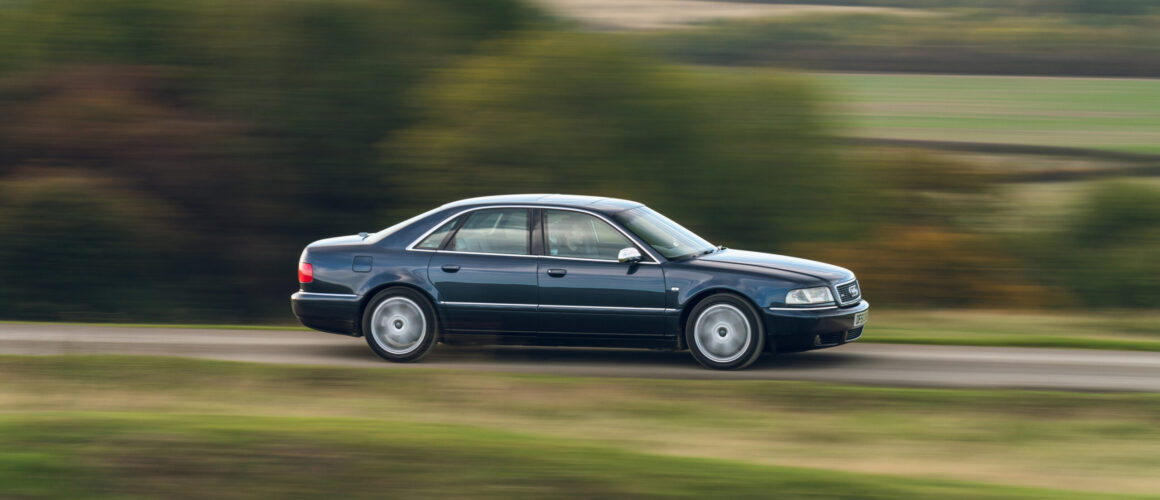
[4,413,1149,500]
[2,356,1159,497]
[867,310,1160,351]
[817,73,1160,154]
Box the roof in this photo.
[441,194,643,214]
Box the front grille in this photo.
[845,327,863,342]
[836,280,861,305]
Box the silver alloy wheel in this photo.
[692,303,752,364]
[370,296,427,355]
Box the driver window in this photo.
[545,210,633,261]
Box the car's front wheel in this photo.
[363,287,437,363]
[685,294,764,370]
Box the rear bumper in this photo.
[291,292,362,336]
[762,300,869,352]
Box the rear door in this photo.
[537,209,667,336]
[428,207,538,334]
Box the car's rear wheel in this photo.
[685,294,764,370]
[363,287,437,362]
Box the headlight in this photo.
[785,286,834,305]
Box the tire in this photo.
[685,293,765,370]
[363,287,437,363]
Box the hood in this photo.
[696,249,853,282]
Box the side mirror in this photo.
[617,247,642,264]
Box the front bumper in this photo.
[291,291,362,336]
[762,300,869,352]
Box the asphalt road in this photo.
[3,323,1159,392]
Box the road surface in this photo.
[2,323,1159,391]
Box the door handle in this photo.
[441,264,460,273]
[546,268,567,277]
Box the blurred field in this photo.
[642,9,1160,76]
[818,73,1160,153]
[2,356,1159,497]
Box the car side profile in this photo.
[291,194,868,370]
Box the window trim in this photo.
[405,205,661,263]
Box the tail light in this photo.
[298,262,314,283]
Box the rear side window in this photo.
[415,216,461,250]
[447,208,530,255]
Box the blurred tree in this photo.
[843,148,998,229]
[1048,182,1160,307]
[0,173,182,320]
[181,0,542,234]
[792,225,1063,308]
[0,0,538,321]
[0,65,284,320]
[1070,182,1160,247]
[0,0,541,231]
[384,33,846,250]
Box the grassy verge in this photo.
[2,356,1158,497]
[867,310,1160,351]
[3,414,1147,499]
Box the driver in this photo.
[557,216,595,258]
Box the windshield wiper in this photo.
[700,245,725,256]
[674,246,722,262]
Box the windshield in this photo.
[614,207,715,260]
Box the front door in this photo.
[428,207,538,334]
[537,209,667,336]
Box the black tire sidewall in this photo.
[363,287,437,362]
[685,293,764,370]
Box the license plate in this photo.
[853,311,868,327]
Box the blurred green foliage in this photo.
[385,33,849,248]
[796,225,1064,309]
[788,149,1062,309]
[1025,182,1160,308]
[0,1,861,321]
[0,173,180,319]
[0,0,1158,321]
[0,0,540,321]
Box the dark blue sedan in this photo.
[291,194,868,370]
